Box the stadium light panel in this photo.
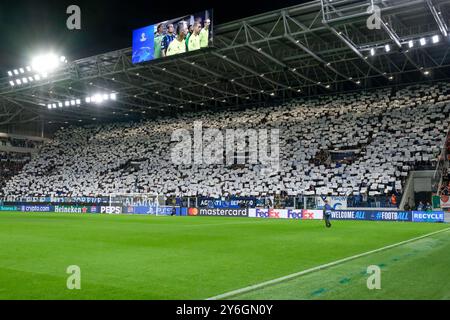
[65,101,70,107]
[20,77,27,84]
[420,38,426,46]
[432,35,440,43]
[92,94,103,104]
[31,53,60,74]
[110,93,117,100]
[370,48,375,56]
[58,102,63,108]
[52,104,57,109]
[408,40,414,48]
[13,69,19,75]
[70,100,76,106]
[76,99,81,105]
[7,71,13,77]
[9,81,15,87]
[19,68,25,74]
[16,79,22,85]
[47,104,52,109]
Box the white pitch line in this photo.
[207,227,450,300]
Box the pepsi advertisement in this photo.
[132,9,213,64]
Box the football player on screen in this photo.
[161,23,176,57]
[166,21,188,56]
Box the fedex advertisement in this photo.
[248,209,323,220]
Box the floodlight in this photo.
[58,102,63,107]
[370,48,375,56]
[52,104,57,109]
[110,93,117,100]
[13,70,19,75]
[432,35,440,44]
[19,68,25,74]
[7,71,13,77]
[424,70,430,76]
[420,38,426,46]
[9,81,15,87]
[28,77,34,82]
[103,94,109,100]
[47,104,52,109]
[86,97,91,103]
[385,44,391,52]
[34,74,41,81]
[22,77,28,84]
[31,53,61,74]
[26,66,32,72]
[70,100,76,106]
[16,79,22,85]
[93,94,103,104]
[408,40,414,48]
[65,101,70,107]
[76,99,81,105]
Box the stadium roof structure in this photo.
[1,0,450,127]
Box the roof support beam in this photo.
[427,0,448,37]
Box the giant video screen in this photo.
[132,9,213,64]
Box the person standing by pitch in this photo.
[323,200,332,228]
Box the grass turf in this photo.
[0,211,447,300]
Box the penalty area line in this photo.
[206,227,450,300]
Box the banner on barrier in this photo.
[100,206,123,214]
[248,209,323,220]
[54,206,100,214]
[412,211,445,223]
[0,205,18,211]
[123,206,176,215]
[20,205,53,212]
[331,210,413,222]
[188,208,248,217]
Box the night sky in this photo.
[0,0,309,71]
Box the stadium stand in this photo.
[0,152,31,191]
[1,82,449,203]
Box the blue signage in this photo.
[412,211,444,223]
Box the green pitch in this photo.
[0,212,448,300]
